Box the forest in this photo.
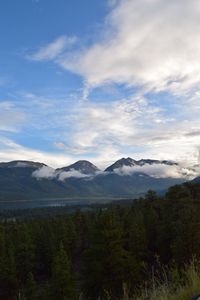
[1,181,200,299]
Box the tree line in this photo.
[1,181,200,299]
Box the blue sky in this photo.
[1,0,200,168]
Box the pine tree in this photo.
[0,229,18,298]
[83,210,130,299]
[51,243,75,300]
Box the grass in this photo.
[80,260,200,299]
[134,260,200,300]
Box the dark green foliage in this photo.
[83,210,132,299]
[51,243,75,299]
[23,272,37,300]
[0,182,200,299]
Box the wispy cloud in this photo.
[0,138,73,168]
[69,95,160,149]
[0,101,26,132]
[28,35,77,61]
[2,89,200,168]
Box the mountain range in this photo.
[0,157,196,201]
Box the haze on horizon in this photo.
[1,0,200,169]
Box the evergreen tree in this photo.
[14,223,35,284]
[51,243,75,300]
[83,210,130,299]
[0,228,18,298]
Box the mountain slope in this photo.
[0,158,186,201]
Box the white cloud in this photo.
[113,163,197,179]
[32,166,91,181]
[30,161,200,180]
[25,90,195,169]
[28,35,77,61]
[59,0,200,95]
[57,95,200,167]
[58,169,90,181]
[23,1,200,166]
[32,166,56,179]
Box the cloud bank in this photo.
[113,163,198,179]
[31,162,200,181]
[32,166,56,179]
[32,166,91,181]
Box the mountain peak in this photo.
[0,160,46,169]
[105,157,137,172]
[57,160,100,175]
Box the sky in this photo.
[1,0,200,169]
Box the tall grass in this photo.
[81,260,200,299]
[134,259,200,300]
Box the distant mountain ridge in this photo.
[105,157,177,172]
[0,157,191,201]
